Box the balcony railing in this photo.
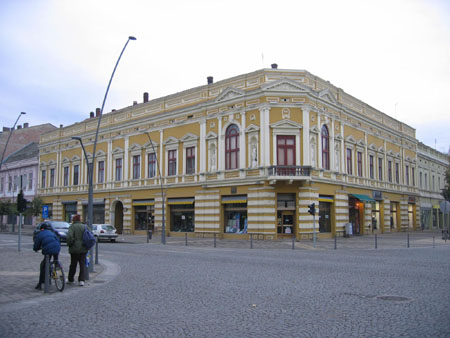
[268,166,311,177]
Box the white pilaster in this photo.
[218,117,224,171]
[200,119,206,173]
[302,106,310,166]
[240,112,246,168]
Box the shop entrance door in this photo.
[319,202,331,233]
[349,198,361,235]
[277,211,295,238]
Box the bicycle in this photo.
[47,257,65,292]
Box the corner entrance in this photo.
[277,193,296,239]
[114,201,124,234]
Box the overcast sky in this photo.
[1,0,449,153]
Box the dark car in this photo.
[33,221,71,243]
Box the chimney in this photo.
[143,92,149,103]
[3,127,10,132]
[133,101,138,106]
[23,123,29,128]
[271,63,278,69]
[60,124,63,128]
[207,76,213,84]
[96,108,101,117]
[90,112,94,118]
[17,125,22,129]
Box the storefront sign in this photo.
[408,196,416,203]
[372,191,383,200]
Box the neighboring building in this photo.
[417,142,449,230]
[0,123,56,160]
[0,123,57,228]
[0,142,39,226]
[38,66,444,239]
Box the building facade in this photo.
[417,142,449,230]
[38,67,439,239]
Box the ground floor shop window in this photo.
[390,202,399,230]
[82,204,105,224]
[64,203,77,223]
[408,204,415,229]
[349,198,361,235]
[371,201,381,232]
[170,204,194,232]
[134,205,154,231]
[433,208,438,228]
[224,203,247,234]
[421,208,431,230]
[319,197,333,233]
[277,193,296,235]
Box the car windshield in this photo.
[52,221,70,229]
[101,225,115,231]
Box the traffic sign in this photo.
[42,205,49,219]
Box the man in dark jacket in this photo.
[33,223,61,290]
[66,214,88,286]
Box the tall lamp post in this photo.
[89,36,136,241]
[144,131,166,244]
[0,112,26,171]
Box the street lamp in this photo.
[0,112,26,171]
[144,131,166,244]
[89,36,136,241]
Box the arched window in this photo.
[225,124,239,170]
[321,125,330,170]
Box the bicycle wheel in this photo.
[52,261,65,292]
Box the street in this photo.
[1,233,450,337]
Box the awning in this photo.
[319,196,334,203]
[350,194,375,203]
[433,205,440,209]
[167,197,195,205]
[133,199,155,206]
[81,199,105,206]
[222,195,247,204]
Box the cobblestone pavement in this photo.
[0,231,449,337]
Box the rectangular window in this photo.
[346,148,352,175]
[378,158,383,181]
[133,155,141,179]
[369,155,374,179]
[395,163,399,184]
[98,161,105,183]
[63,167,69,186]
[0,177,3,193]
[186,147,195,174]
[420,172,423,188]
[13,175,17,191]
[41,171,46,189]
[412,168,415,186]
[405,165,409,185]
[168,150,177,176]
[73,164,79,186]
[115,158,122,181]
[357,152,363,177]
[388,161,392,182]
[50,169,55,188]
[28,172,33,190]
[432,175,435,191]
[425,173,428,189]
[148,153,156,178]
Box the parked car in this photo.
[92,224,118,242]
[33,221,71,243]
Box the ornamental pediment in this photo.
[71,155,80,162]
[318,88,338,105]
[245,124,260,133]
[206,131,217,140]
[346,135,356,144]
[164,136,179,145]
[215,87,245,102]
[262,78,310,93]
[96,150,106,157]
[144,141,159,149]
[112,147,124,155]
[357,139,365,147]
[271,120,303,129]
[181,133,199,142]
[129,143,142,151]
[369,143,376,151]
[310,125,320,133]
[378,146,385,153]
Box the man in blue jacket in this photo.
[33,223,61,290]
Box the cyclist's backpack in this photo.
[82,226,96,249]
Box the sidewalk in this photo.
[0,234,103,307]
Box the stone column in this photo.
[302,106,311,166]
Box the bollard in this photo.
[433,236,435,248]
[292,235,295,250]
[250,234,253,249]
[44,255,50,293]
[407,233,410,248]
[214,233,216,248]
[334,235,337,250]
[375,234,377,249]
[95,239,99,265]
[185,232,188,246]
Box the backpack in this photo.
[82,225,96,249]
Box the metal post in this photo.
[44,255,50,293]
[313,214,316,248]
[185,232,188,246]
[334,234,337,250]
[407,233,410,248]
[214,233,216,248]
[292,234,295,250]
[0,112,26,172]
[250,234,253,249]
[18,212,22,252]
[95,239,99,264]
[433,236,435,248]
[375,234,377,249]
